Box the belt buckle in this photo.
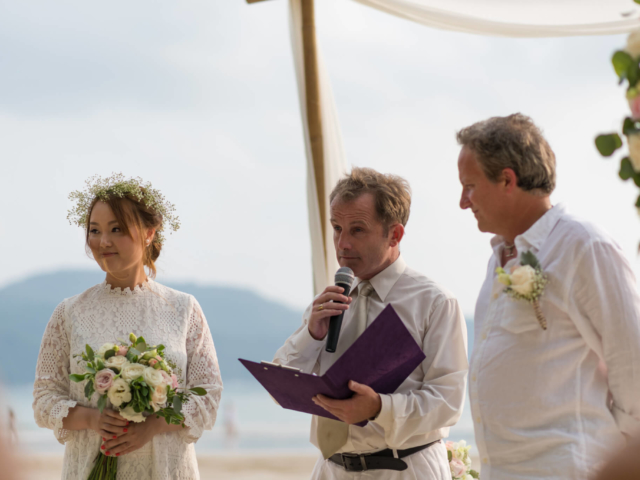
[340,453,367,472]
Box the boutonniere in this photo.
[495,251,548,330]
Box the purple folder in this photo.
[239,304,426,425]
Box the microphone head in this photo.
[335,267,355,287]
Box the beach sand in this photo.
[18,453,481,479]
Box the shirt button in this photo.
[492,292,498,300]
[471,375,477,382]
[482,333,488,340]
[482,457,488,465]
[475,417,482,424]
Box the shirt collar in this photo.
[352,254,407,302]
[490,203,566,257]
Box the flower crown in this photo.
[67,173,180,244]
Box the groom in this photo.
[274,167,468,479]
[457,113,640,479]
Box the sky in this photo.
[1,0,639,316]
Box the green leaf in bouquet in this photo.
[470,470,480,479]
[623,117,640,136]
[595,133,622,157]
[104,349,116,360]
[612,51,633,79]
[70,373,87,383]
[189,387,207,396]
[157,344,165,353]
[620,157,635,181]
[85,366,96,374]
[84,379,95,399]
[173,395,183,415]
[136,342,148,354]
[96,358,105,370]
[447,450,452,462]
[86,345,95,361]
[635,194,640,208]
[520,251,540,269]
[98,394,107,413]
[141,387,149,397]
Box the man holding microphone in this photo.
[273,167,469,479]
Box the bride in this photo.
[32,174,223,479]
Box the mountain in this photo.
[0,271,474,384]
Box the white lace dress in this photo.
[32,279,223,480]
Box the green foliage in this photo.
[635,194,640,208]
[104,349,116,360]
[189,387,207,396]
[595,133,623,157]
[86,345,95,361]
[623,117,640,136]
[97,394,107,414]
[447,450,452,462]
[612,50,634,81]
[84,379,95,399]
[70,374,87,383]
[520,251,541,269]
[620,157,635,180]
[173,395,183,415]
[470,470,480,479]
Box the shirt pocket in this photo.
[499,297,540,334]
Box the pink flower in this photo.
[95,369,116,395]
[631,95,640,119]
[159,370,172,386]
[445,441,455,451]
[149,359,158,367]
[155,355,163,362]
[171,374,179,389]
[116,346,128,356]
[450,459,466,479]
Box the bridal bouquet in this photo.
[446,440,479,480]
[70,333,207,480]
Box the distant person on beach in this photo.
[457,114,640,479]
[32,175,223,479]
[274,168,469,479]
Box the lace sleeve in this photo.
[32,301,78,445]
[179,296,223,443]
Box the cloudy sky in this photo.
[1,0,638,316]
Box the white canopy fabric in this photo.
[354,0,640,38]
[288,0,640,295]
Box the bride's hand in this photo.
[92,409,129,440]
[101,417,158,456]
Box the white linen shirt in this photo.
[471,204,640,480]
[273,256,468,468]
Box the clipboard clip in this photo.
[260,361,301,373]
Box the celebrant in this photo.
[32,174,223,479]
[273,167,469,479]
[457,114,640,479]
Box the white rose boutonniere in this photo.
[496,251,548,329]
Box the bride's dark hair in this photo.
[85,191,164,278]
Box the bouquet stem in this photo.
[533,299,547,330]
[87,452,117,480]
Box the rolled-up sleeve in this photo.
[373,297,469,447]
[179,297,223,443]
[569,240,640,436]
[273,301,325,374]
[32,301,78,445]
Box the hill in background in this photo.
[0,271,473,384]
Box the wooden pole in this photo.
[300,0,327,271]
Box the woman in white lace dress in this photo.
[33,175,223,479]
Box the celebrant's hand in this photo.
[312,380,381,424]
[308,286,352,340]
[91,409,129,440]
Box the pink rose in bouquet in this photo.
[451,459,467,478]
[95,369,116,395]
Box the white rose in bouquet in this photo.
[97,343,116,358]
[121,363,146,383]
[104,355,129,371]
[143,367,166,388]
[107,378,132,407]
[150,385,168,412]
[509,265,537,295]
[627,29,640,58]
[629,134,640,172]
[120,405,145,423]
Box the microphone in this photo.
[325,267,355,353]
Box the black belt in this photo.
[328,440,440,472]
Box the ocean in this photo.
[5,380,477,455]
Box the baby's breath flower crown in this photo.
[67,173,180,244]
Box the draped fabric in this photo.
[289,0,347,295]
[285,0,640,294]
